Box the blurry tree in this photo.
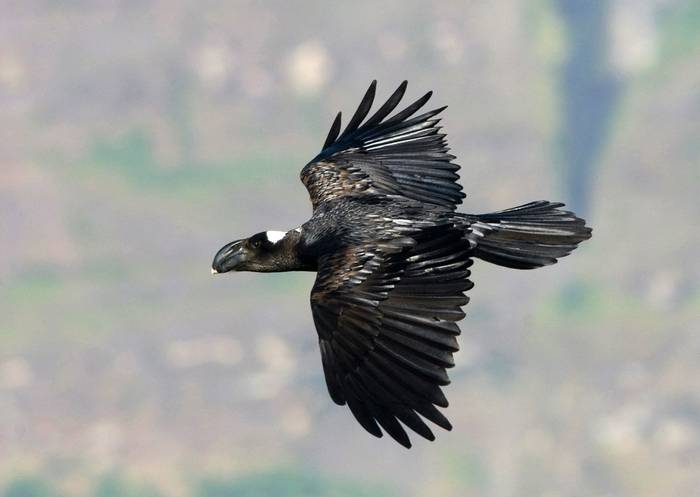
[555,0,622,215]
[2,476,61,497]
[165,58,197,168]
[94,473,163,497]
[195,468,390,497]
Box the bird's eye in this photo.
[252,240,261,249]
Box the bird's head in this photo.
[211,231,294,274]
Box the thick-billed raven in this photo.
[212,81,592,448]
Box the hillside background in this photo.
[1,1,699,496]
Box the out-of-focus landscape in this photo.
[1,1,699,496]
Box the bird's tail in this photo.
[466,201,592,269]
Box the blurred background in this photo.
[1,0,699,496]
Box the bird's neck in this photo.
[266,229,317,272]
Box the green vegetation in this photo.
[658,0,700,64]
[93,474,163,497]
[196,468,391,497]
[443,450,488,492]
[3,476,61,497]
[85,128,294,194]
[0,470,390,497]
[1,266,63,308]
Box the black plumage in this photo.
[211,81,592,448]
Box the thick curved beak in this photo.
[211,240,247,274]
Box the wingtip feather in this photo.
[322,111,342,150]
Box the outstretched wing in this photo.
[300,81,465,211]
[310,225,473,448]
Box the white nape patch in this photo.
[293,226,302,233]
[265,231,287,244]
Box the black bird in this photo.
[212,81,592,448]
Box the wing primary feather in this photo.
[340,80,377,138]
[363,368,451,433]
[347,377,412,448]
[354,369,435,441]
[365,107,447,142]
[363,80,408,127]
[344,386,383,438]
[364,357,450,410]
[415,403,453,431]
[381,91,433,127]
[322,111,342,150]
